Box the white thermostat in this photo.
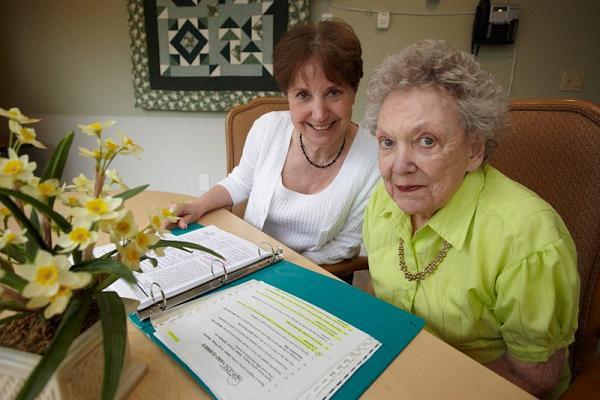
[377,11,390,30]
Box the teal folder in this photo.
[129,224,425,399]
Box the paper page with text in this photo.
[153,280,381,400]
[102,225,272,309]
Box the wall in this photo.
[0,0,598,196]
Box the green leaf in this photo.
[97,292,126,400]
[0,268,27,291]
[96,274,119,292]
[41,130,73,210]
[71,258,136,283]
[16,295,92,400]
[42,132,74,181]
[99,248,118,259]
[28,208,40,231]
[153,239,224,260]
[141,255,158,268]
[0,189,71,233]
[114,184,149,201]
[1,243,27,263]
[27,210,40,257]
[0,195,49,252]
[0,300,30,312]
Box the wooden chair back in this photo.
[225,96,289,217]
[490,99,600,381]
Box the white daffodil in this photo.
[69,173,94,194]
[117,243,143,271]
[148,213,169,235]
[151,246,166,257]
[118,132,143,158]
[21,178,61,200]
[78,120,115,138]
[105,169,128,191]
[0,107,40,124]
[59,193,81,208]
[0,206,11,219]
[9,120,46,149]
[101,137,120,154]
[72,195,123,222]
[161,206,180,224]
[133,230,159,253]
[0,228,28,250]
[56,221,97,252]
[26,272,91,318]
[0,148,36,188]
[14,250,86,299]
[104,210,137,242]
[78,146,101,160]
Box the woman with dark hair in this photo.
[171,20,379,266]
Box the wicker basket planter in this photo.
[0,321,147,400]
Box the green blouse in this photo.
[363,165,579,397]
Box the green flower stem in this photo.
[42,216,52,249]
[0,194,50,252]
[93,169,105,198]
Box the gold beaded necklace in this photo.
[397,238,452,281]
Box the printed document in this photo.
[101,225,272,309]
[152,280,381,400]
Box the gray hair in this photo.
[363,39,507,161]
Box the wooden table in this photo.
[124,191,533,400]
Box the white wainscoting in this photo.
[28,114,227,198]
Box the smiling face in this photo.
[287,58,356,148]
[376,86,484,229]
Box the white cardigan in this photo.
[218,111,380,265]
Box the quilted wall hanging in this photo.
[128,0,310,111]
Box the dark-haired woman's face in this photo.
[287,59,356,148]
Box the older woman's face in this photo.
[287,58,356,148]
[376,87,484,227]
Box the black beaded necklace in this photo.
[299,133,346,169]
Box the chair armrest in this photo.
[560,356,600,399]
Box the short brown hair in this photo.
[273,19,363,92]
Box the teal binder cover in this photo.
[128,224,425,399]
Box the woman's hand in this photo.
[486,348,565,398]
[169,200,205,230]
[164,185,234,230]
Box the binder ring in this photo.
[150,282,167,311]
[258,242,282,263]
[211,259,227,283]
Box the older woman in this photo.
[172,19,379,266]
[362,40,579,398]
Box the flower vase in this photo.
[0,320,147,399]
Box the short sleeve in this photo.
[494,239,580,362]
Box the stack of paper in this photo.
[151,280,381,400]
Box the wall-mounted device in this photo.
[471,0,519,55]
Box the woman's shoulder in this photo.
[480,165,554,214]
[477,165,572,251]
[248,111,293,145]
[347,126,379,166]
[254,110,291,127]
